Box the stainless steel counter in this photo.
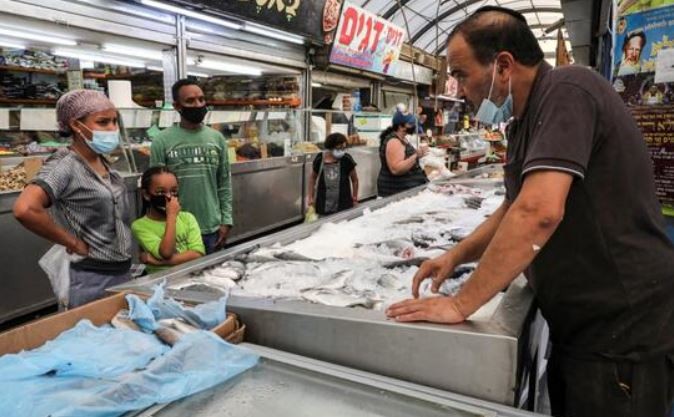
[303,147,380,214]
[111,184,539,407]
[0,173,141,324]
[128,343,546,417]
[229,156,305,243]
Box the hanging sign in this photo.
[328,2,405,75]
[194,0,343,43]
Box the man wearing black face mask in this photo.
[150,79,233,254]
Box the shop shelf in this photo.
[0,65,66,75]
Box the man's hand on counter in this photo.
[386,296,465,323]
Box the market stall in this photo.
[111,178,543,407]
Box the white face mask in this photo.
[332,149,346,159]
[475,61,513,126]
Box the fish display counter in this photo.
[112,175,542,407]
[127,343,547,417]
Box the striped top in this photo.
[377,133,427,197]
[32,149,132,266]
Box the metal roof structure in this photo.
[349,0,571,62]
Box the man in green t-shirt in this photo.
[150,79,233,253]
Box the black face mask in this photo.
[179,105,208,124]
[406,126,416,135]
[148,194,168,212]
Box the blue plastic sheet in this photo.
[0,331,259,417]
[0,288,258,417]
[145,281,227,329]
[0,320,167,379]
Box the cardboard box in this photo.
[0,292,244,356]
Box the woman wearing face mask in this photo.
[13,89,132,308]
[308,133,359,215]
[132,167,205,274]
[376,112,428,198]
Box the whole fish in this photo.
[111,309,140,332]
[301,288,374,308]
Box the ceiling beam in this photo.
[412,5,562,45]
[427,8,563,54]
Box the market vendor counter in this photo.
[111,181,541,407]
[0,173,141,324]
[135,343,547,417]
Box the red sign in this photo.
[329,2,405,75]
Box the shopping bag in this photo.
[38,245,73,308]
[304,205,319,224]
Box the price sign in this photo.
[329,2,405,75]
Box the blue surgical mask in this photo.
[78,122,120,154]
[475,62,513,126]
[332,149,346,159]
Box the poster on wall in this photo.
[328,2,405,75]
[632,107,674,205]
[613,6,674,77]
[194,0,343,44]
[618,0,674,16]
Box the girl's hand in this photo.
[140,252,164,265]
[165,196,181,218]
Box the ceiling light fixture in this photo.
[103,44,164,60]
[311,82,322,87]
[140,0,241,30]
[53,48,146,68]
[0,27,77,46]
[0,40,26,49]
[244,22,304,45]
[196,59,262,76]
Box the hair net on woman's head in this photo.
[56,89,116,135]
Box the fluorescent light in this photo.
[187,71,210,78]
[0,27,77,46]
[148,65,209,78]
[103,43,163,60]
[140,0,241,30]
[244,22,304,44]
[0,40,25,49]
[311,82,322,88]
[197,59,261,76]
[53,48,146,68]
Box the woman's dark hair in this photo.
[446,6,544,66]
[325,132,347,150]
[140,166,176,213]
[379,121,407,144]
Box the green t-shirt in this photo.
[131,211,206,274]
[150,125,232,234]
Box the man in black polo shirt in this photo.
[386,7,674,417]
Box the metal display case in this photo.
[127,344,547,417]
[111,182,540,407]
[0,172,141,323]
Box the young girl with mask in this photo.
[132,167,205,274]
[377,112,428,197]
[14,89,132,308]
[308,133,359,215]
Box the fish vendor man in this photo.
[386,7,674,417]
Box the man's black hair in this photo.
[623,30,646,52]
[325,132,347,150]
[447,6,544,66]
[172,78,201,102]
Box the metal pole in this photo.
[176,15,188,79]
